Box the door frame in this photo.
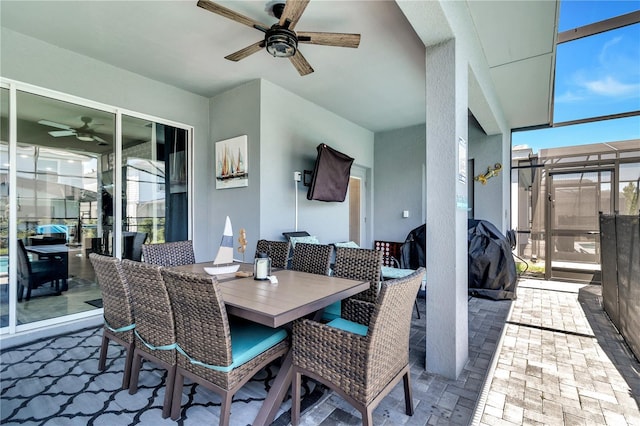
[545,166,615,281]
[349,165,371,248]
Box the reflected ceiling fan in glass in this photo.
[196,0,361,76]
[38,116,109,145]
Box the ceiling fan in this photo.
[197,0,361,76]
[38,116,108,145]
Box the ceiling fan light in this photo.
[266,30,297,58]
[76,133,94,142]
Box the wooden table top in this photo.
[170,262,369,328]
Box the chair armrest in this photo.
[293,318,368,383]
[342,298,375,325]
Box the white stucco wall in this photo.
[397,0,512,378]
[208,79,374,257]
[0,28,211,258]
[260,80,374,245]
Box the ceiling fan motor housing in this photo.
[265,26,297,57]
[272,3,286,19]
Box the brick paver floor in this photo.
[477,279,640,426]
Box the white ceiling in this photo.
[0,0,557,134]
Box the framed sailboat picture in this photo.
[215,135,248,189]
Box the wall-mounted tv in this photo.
[306,143,354,202]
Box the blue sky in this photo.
[512,1,640,153]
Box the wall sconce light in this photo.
[474,163,502,185]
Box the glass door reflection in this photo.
[15,90,114,324]
[1,87,10,328]
[121,115,188,260]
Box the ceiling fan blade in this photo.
[93,135,108,144]
[297,32,361,48]
[48,130,76,137]
[289,50,314,76]
[38,120,72,130]
[197,0,269,31]
[279,0,310,30]
[225,40,265,62]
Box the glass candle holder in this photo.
[254,252,271,280]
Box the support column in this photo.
[425,39,469,379]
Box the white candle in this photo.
[256,259,268,279]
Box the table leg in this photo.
[253,349,294,426]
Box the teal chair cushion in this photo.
[326,317,368,336]
[228,323,288,370]
[289,235,320,248]
[381,266,415,279]
[322,301,342,321]
[333,241,360,248]
[178,321,288,373]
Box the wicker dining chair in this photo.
[333,246,383,304]
[160,268,289,424]
[291,267,425,426]
[121,259,177,418]
[141,240,195,267]
[290,242,333,275]
[255,239,290,269]
[88,253,135,390]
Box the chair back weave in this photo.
[333,247,382,303]
[89,253,135,343]
[365,267,424,397]
[161,269,233,369]
[255,239,290,269]
[122,259,176,364]
[141,240,195,267]
[291,243,333,275]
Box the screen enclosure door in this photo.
[546,169,613,281]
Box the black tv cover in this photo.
[307,143,354,202]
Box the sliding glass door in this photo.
[121,116,189,261]
[0,81,192,333]
[14,91,114,325]
[1,87,9,328]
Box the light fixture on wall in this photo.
[474,163,502,185]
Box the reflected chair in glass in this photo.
[122,232,148,261]
[291,268,425,426]
[141,240,195,267]
[333,246,383,304]
[255,239,290,269]
[121,259,177,418]
[290,242,333,276]
[16,239,66,301]
[161,269,289,423]
[89,253,135,389]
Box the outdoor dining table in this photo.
[169,261,369,425]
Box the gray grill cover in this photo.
[468,219,517,300]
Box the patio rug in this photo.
[84,298,103,308]
[0,326,326,426]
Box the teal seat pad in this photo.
[228,322,288,370]
[326,317,368,336]
[178,321,287,373]
[322,300,341,321]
